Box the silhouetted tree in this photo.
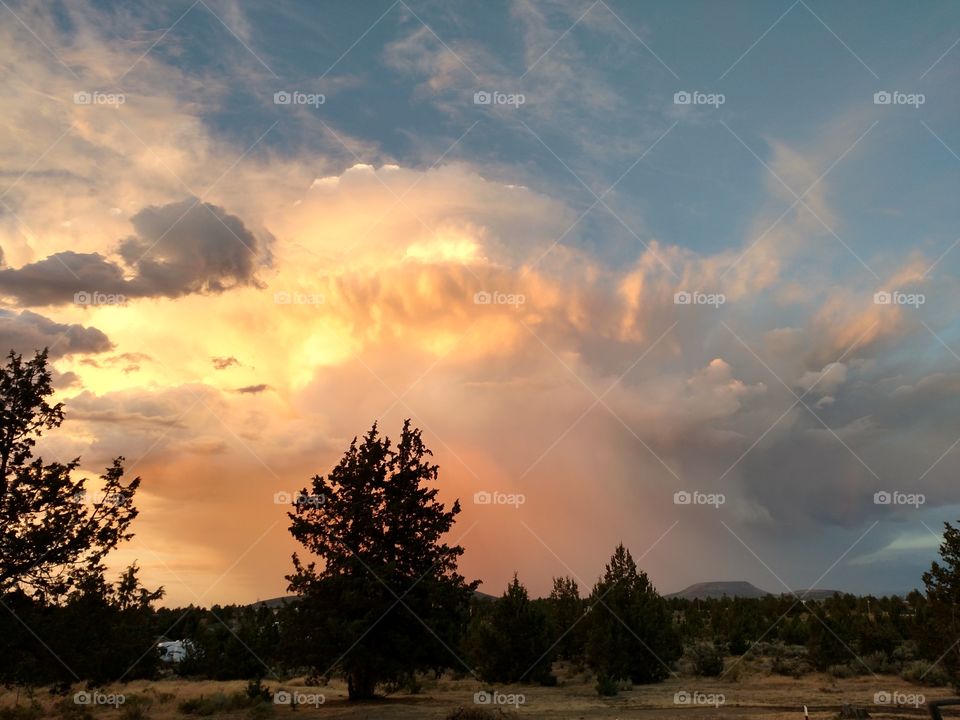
[0,349,141,599]
[715,596,763,655]
[466,574,554,683]
[286,421,477,700]
[0,563,162,684]
[177,603,281,680]
[806,599,857,670]
[546,575,585,660]
[584,544,680,690]
[923,520,960,684]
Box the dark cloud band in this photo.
[0,199,270,306]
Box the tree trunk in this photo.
[347,669,376,700]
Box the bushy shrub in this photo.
[53,699,93,720]
[686,642,725,677]
[245,679,272,703]
[595,673,619,696]
[0,704,44,720]
[381,672,424,695]
[771,655,810,678]
[445,708,514,720]
[892,642,917,665]
[119,704,149,720]
[827,663,857,679]
[900,660,950,687]
[117,694,153,720]
[861,651,890,674]
[177,692,260,716]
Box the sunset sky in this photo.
[2,0,959,606]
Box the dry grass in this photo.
[0,664,955,719]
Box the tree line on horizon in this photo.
[1,349,959,702]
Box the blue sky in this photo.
[120,0,960,269]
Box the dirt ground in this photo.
[1,664,956,719]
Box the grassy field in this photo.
[0,663,955,719]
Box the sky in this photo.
[1,0,959,606]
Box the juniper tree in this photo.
[923,520,960,685]
[0,349,141,599]
[466,574,554,684]
[547,575,585,660]
[286,421,477,700]
[585,543,680,689]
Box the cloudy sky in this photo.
[2,0,959,606]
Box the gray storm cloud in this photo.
[0,309,112,358]
[0,198,271,306]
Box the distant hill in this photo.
[667,581,772,600]
[667,581,844,600]
[248,595,294,609]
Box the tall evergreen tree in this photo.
[466,574,554,684]
[922,520,960,683]
[585,543,680,689]
[286,421,477,700]
[546,576,585,661]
